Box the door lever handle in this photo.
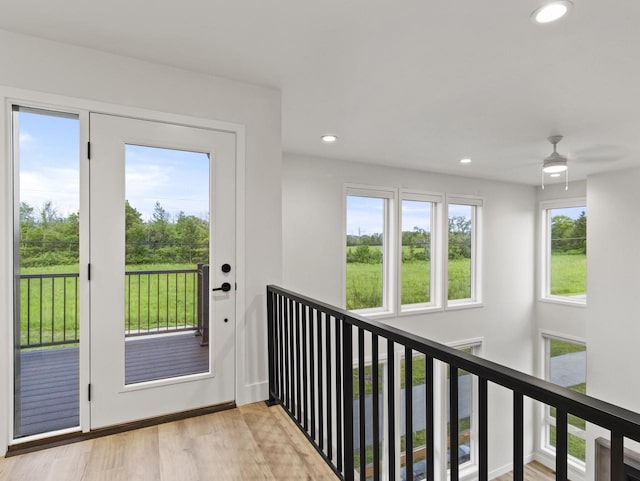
[212,282,232,292]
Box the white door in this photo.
[89,113,236,428]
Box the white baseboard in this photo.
[534,449,586,481]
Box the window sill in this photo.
[351,309,396,320]
[539,296,587,308]
[445,300,484,311]
[399,305,443,316]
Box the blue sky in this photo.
[347,196,474,236]
[551,206,586,220]
[18,111,210,221]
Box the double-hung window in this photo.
[540,199,587,305]
[447,197,482,307]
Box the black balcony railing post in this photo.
[200,265,210,345]
[343,321,354,481]
[196,262,203,337]
[267,286,276,406]
[265,285,640,481]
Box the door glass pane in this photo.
[14,108,80,437]
[400,353,428,481]
[124,145,210,384]
[447,347,474,469]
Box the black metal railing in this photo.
[267,285,640,481]
[18,264,210,348]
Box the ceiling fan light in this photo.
[543,161,568,174]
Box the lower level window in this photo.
[543,335,587,463]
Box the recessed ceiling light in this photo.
[460,158,472,164]
[321,134,338,143]
[550,173,562,178]
[531,1,572,24]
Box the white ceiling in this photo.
[1,0,639,185]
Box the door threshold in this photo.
[6,401,236,457]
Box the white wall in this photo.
[585,168,640,481]
[282,153,538,476]
[0,29,282,455]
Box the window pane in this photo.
[401,200,432,306]
[346,196,385,310]
[400,353,429,481]
[547,337,586,461]
[448,204,473,301]
[549,207,587,299]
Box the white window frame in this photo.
[344,185,397,318]
[445,196,483,309]
[539,198,587,306]
[540,331,587,471]
[398,190,444,315]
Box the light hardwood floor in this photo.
[1,401,557,481]
[0,402,338,481]
[493,461,556,481]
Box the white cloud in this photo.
[20,168,79,216]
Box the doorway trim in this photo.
[0,86,246,454]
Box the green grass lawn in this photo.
[346,252,585,309]
[550,253,586,296]
[18,263,200,347]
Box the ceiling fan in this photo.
[541,135,568,190]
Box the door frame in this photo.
[0,87,246,450]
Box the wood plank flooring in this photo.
[1,403,338,481]
[16,332,208,437]
[494,461,556,481]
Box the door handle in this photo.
[212,282,232,292]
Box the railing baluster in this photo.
[295,301,302,421]
[317,310,324,452]
[63,277,67,342]
[147,273,151,332]
[405,346,413,481]
[51,277,55,344]
[450,365,459,481]
[335,316,343,472]
[358,328,366,481]
[555,408,568,481]
[388,339,396,481]
[285,299,292,411]
[39,277,43,346]
[611,431,624,481]
[276,294,283,400]
[310,306,316,442]
[325,314,333,461]
[479,378,488,481]
[27,278,31,346]
[302,303,308,430]
[514,391,524,481]
[343,322,354,481]
[372,334,380,481]
[426,356,434,481]
[74,276,78,341]
[137,274,141,333]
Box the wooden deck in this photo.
[16,332,208,437]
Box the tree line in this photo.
[346,216,472,264]
[19,200,209,267]
[551,212,586,254]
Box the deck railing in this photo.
[18,264,210,348]
[267,284,640,481]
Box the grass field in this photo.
[550,253,586,296]
[18,263,200,347]
[347,251,586,310]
